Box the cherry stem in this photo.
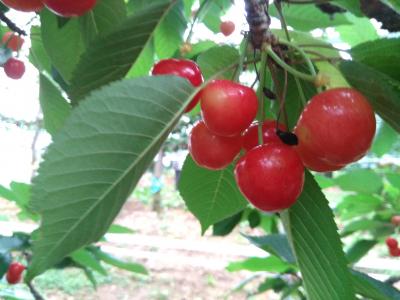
[279,40,317,77]
[234,34,250,82]
[185,0,212,44]
[0,11,27,36]
[257,50,268,145]
[265,46,316,83]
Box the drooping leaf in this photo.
[281,172,356,300]
[212,211,243,236]
[69,0,176,103]
[90,0,127,36]
[243,234,296,264]
[269,3,351,32]
[334,169,383,194]
[340,61,400,133]
[29,26,51,73]
[346,239,377,264]
[336,195,382,220]
[352,270,400,300]
[39,74,71,137]
[226,256,294,273]
[372,121,398,157]
[27,76,193,280]
[178,156,248,234]
[70,248,107,275]
[341,219,384,237]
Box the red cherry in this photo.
[4,58,25,80]
[6,262,25,284]
[1,0,44,12]
[391,216,400,226]
[201,79,258,137]
[242,120,287,152]
[234,144,305,212]
[389,247,400,257]
[152,59,204,113]
[42,0,97,17]
[2,32,24,52]
[189,121,242,170]
[386,237,398,249]
[294,88,376,171]
[220,21,235,36]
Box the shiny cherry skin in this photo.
[1,0,43,12]
[294,88,376,171]
[220,21,235,36]
[189,121,242,170]
[152,59,204,113]
[242,120,287,152]
[235,144,305,212]
[201,79,258,137]
[386,237,398,249]
[389,247,400,257]
[391,216,400,226]
[4,58,25,80]
[6,262,25,284]
[42,0,97,17]
[2,32,24,52]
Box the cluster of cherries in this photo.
[152,57,376,212]
[4,262,25,284]
[0,0,97,17]
[1,31,25,79]
[386,216,400,257]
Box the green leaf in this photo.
[0,185,17,202]
[351,38,400,81]
[178,156,248,234]
[243,234,296,264]
[352,270,400,300]
[226,256,294,273]
[341,219,384,237]
[197,45,239,80]
[335,169,383,194]
[107,224,135,234]
[212,211,243,236]
[40,10,85,82]
[336,195,382,220]
[313,174,336,189]
[200,0,231,33]
[0,252,11,278]
[89,0,127,36]
[182,41,218,59]
[269,4,351,32]
[70,249,107,275]
[334,0,363,16]
[69,0,175,103]
[372,121,398,157]
[346,239,377,264]
[154,1,186,59]
[39,74,71,137]
[127,41,155,78]
[281,172,355,300]
[27,76,193,280]
[29,26,51,73]
[339,61,400,133]
[336,15,378,47]
[93,248,148,275]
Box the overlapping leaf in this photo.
[27,76,193,280]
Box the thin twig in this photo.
[27,282,45,300]
[0,11,27,35]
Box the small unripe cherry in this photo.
[242,120,287,152]
[386,237,398,249]
[2,32,24,52]
[189,121,242,170]
[391,216,400,226]
[220,21,235,36]
[3,58,25,80]
[6,262,25,284]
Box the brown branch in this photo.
[0,11,27,36]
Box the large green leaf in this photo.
[197,45,239,80]
[372,121,398,157]
[89,0,127,36]
[352,270,400,300]
[29,26,51,73]
[351,38,400,81]
[269,4,351,32]
[346,239,377,264]
[40,10,85,82]
[334,169,383,194]
[243,234,295,264]
[336,195,382,220]
[281,172,355,300]
[69,0,175,103]
[27,76,194,280]
[127,41,155,78]
[154,0,186,59]
[178,156,248,234]
[39,74,71,137]
[336,15,378,46]
[334,0,363,16]
[70,248,107,275]
[340,61,400,133]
